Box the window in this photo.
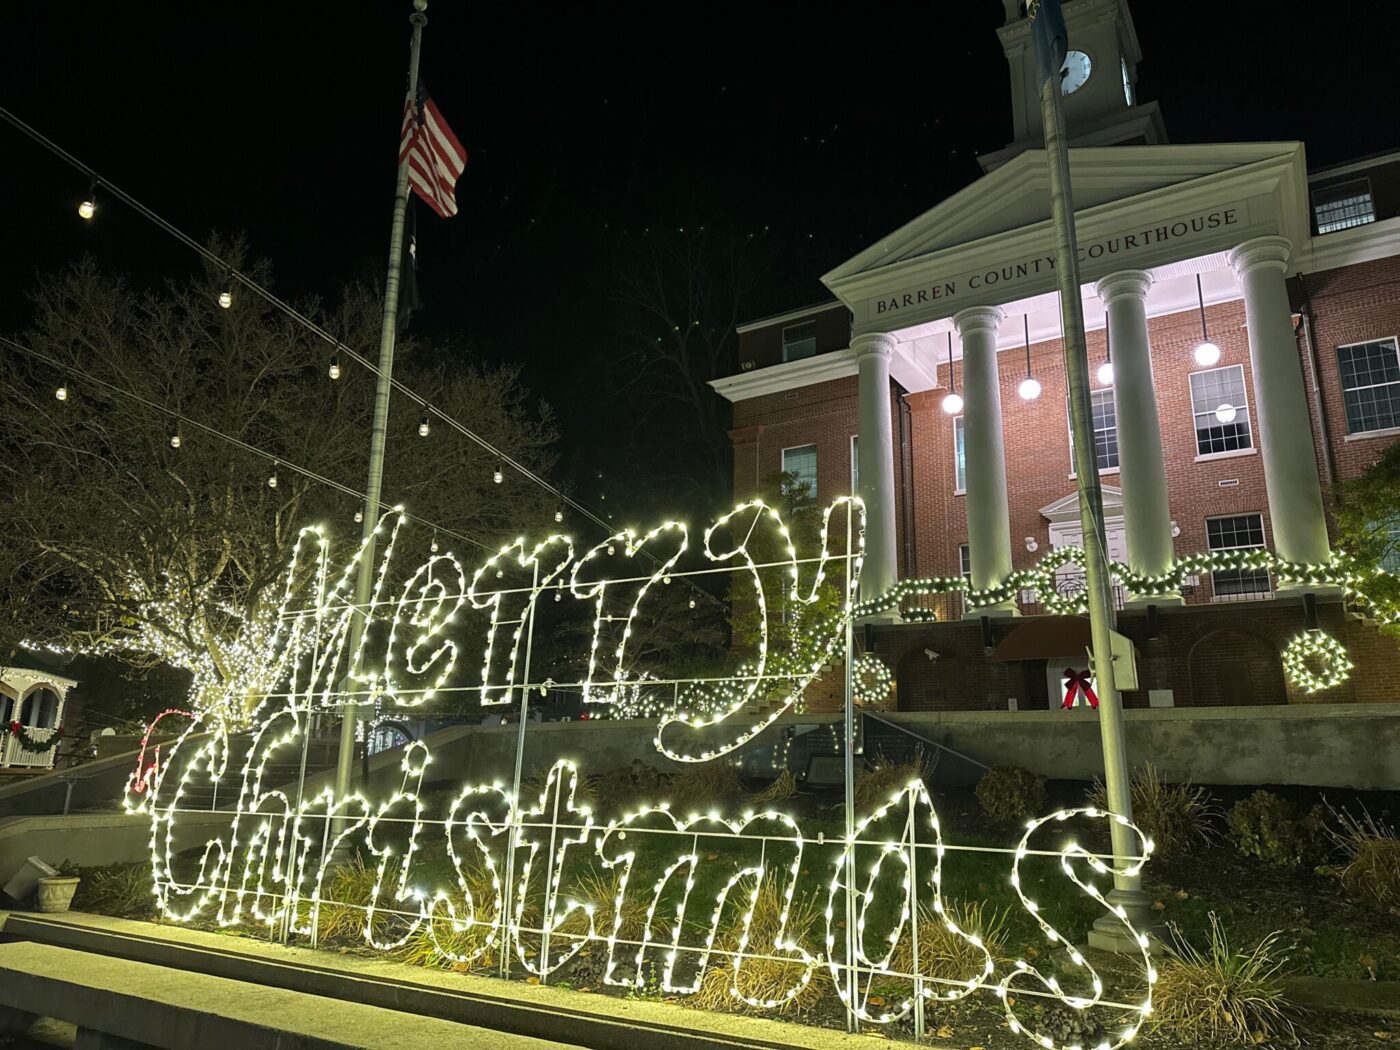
[850,435,859,493]
[1207,514,1271,598]
[953,416,966,492]
[959,544,971,581]
[1067,390,1119,472]
[1313,179,1376,234]
[1339,338,1400,434]
[1190,365,1253,455]
[781,321,817,362]
[781,444,818,501]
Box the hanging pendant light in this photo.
[418,413,431,437]
[493,464,504,484]
[328,355,342,380]
[941,332,963,414]
[1097,322,1114,385]
[1193,273,1221,366]
[77,181,98,220]
[1018,315,1041,400]
[54,379,70,402]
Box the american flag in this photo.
[399,81,466,219]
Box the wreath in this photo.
[851,653,894,708]
[1282,630,1353,694]
[8,721,62,753]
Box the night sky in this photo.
[4,1,1399,501]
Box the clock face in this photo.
[1061,50,1093,95]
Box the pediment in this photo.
[1040,486,1122,524]
[822,142,1305,290]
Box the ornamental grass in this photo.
[1152,914,1300,1046]
[1089,762,1218,856]
[72,862,155,919]
[889,898,1009,988]
[1326,801,1400,909]
[667,760,746,813]
[854,751,927,812]
[690,879,826,1015]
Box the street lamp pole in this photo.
[1031,0,1155,952]
[333,0,428,803]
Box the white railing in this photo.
[2,726,59,769]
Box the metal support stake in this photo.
[842,510,859,1032]
[907,802,924,1041]
[500,561,541,978]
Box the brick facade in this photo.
[728,258,1400,710]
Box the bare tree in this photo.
[612,229,774,514]
[0,246,558,725]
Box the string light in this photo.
[170,430,182,449]
[493,465,504,485]
[218,289,233,310]
[554,508,564,524]
[328,356,342,380]
[418,414,431,438]
[941,332,963,415]
[1018,315,1041,401]
[268,466,279,489]
[54,380,69,402]
[1192,273,1221,366]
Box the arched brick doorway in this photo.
[1187,629,1286,707]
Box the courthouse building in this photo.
[714,0,1400,712]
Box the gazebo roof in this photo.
[0,649,79,688]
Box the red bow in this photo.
[1062,668,1099,710]
[7,721,19,736]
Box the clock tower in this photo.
[978,0,1168,172]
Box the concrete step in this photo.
[4,911,904,1050]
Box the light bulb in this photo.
[554,509,564,523]
[354,509,364,523]
[170,434,181,448]
[78,199,96,220]
[1097,361,1115,385]
[218,290,233,309]
[1018,377,1042,401]
[1194,340,1221,366]
[329,357,341,380]
[688,598,697,609]
[493,467,504,484]
[55,384,68,402]
[268,472,278,489]
[418,415,431,437]
[1214,403,1238,424]
[941,392,963,415]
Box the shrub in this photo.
[1152,914,1300,1046]
[975,766,1046,824]
[890,898,1008,987]
[315,857,377,942]
[1326,802,1400,908]
[668,761,745,813]
[1227,791,1327,868]
[691,879,826,1014]
[593,759,670,815]
[1087,763,1218,856]
[854,753,926,812]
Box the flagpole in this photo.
[333,0,428,804]
[1030,0,1155,952]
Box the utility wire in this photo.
[0,105,725,610]
[0,334,494,553]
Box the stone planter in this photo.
[35,875,80,913]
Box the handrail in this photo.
[860,709,992,773]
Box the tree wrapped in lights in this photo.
[0,248,557,727]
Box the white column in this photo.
[954,306,1017,615]
[1227,237,1332,568]
[1095,270,1179,600]
[853,332,899,602]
